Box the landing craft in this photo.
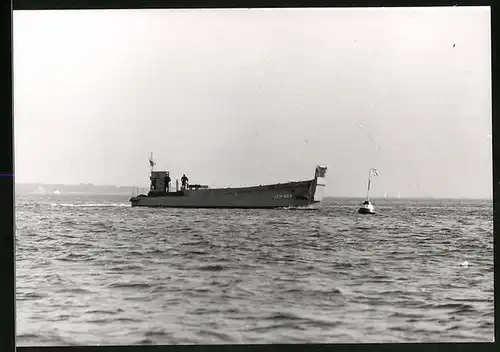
[130,154,327,209]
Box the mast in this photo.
[366,168,372,201]
[149,152,156,173]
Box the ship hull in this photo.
[130,179,318,209]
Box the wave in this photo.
[51,203,130,207]
[107,282,152,289]
[278,206,319,211]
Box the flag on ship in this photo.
[316,166,328,178]
[370,168,379,177]
[149,153,156,168]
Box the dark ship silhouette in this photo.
[130,154,327,209]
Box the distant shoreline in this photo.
[14,182,148,196]
[325,196,493,201]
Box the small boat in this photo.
[53,189,61,195]
[358,168,379,215]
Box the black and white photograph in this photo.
[13,6,493,345]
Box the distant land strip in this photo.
[14,182,148,195]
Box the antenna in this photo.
[149,152,156,172]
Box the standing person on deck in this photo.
[181,174,189,191]
[164,173,171,192]
[150,176,156,191]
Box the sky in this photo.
[13,7,492,198]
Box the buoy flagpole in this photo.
[366,168,372,201]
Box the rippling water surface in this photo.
[15,194,494,345]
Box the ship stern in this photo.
[129,194,147,207]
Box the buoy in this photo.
[358,168,379,215]
[358,200,375,214]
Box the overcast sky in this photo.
[13,7,491,198]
